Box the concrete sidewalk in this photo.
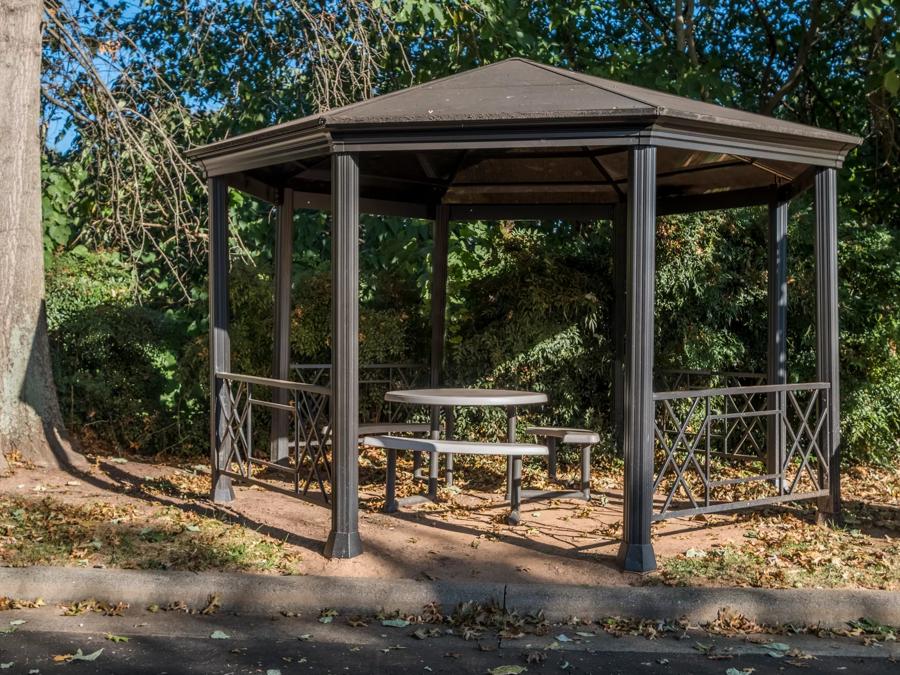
[1,566,898,628]
[1,601,898,674]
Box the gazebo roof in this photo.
[190,58,861,218]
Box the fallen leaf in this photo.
[318,608,338,624]
[55,648,104,663]
[766,642,790,658]
[488,666,527,675]
[105,633,129,643]
[210,630,230,639]
[525,651,546,664]
[413,627,441,639]
[201,594,220,615]
[381,618,410,628]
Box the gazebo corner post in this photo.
[766,196,789,485]
[208,177,235,503]
[324,152,363,559]
[814,167,842,526]
[617,145,658,574]
[611,202,627,454]
[428,205,450,484]
[270,188,295,463]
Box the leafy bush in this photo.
[46,249,193,454]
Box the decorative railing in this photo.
[292,363,429,424]
[656,368,766,392]
[652,382,830,520]
[215,372,332,501]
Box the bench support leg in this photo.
[412,451,423,481]
[428,452,439,501]
[445,453,454,488]
[547,436,558,481]
[505,406,516,501]
[507,455,523,525]
[384,448,399,513]
[581,445,591,501]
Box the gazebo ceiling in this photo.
[189,58,860,217]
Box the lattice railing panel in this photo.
[652,382,830,520]
[215,372,332,501]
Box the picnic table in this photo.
[384,387,547,486]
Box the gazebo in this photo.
[188,58,861,573]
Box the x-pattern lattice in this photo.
[653,383,830,519]
[653,396,707,512]
[720,390,768,459]
[221,380,251,476]
[781,388,829,494]
[294,388,333,499]
[216,374,333,501]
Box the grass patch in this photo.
[658,465,900,590]
[0,495,301,574]
[658,511,900,590]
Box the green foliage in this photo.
[45,249,195,454]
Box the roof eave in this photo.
[189,127,333,177]
[650,115,861,168]
[188,109,863,178]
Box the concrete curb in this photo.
[1,566,897,628]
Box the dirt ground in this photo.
[1,449,898,590]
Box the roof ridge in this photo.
[515,59,659,110]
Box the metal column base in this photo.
[816,497,843,528]
[616,542,657,574]
[323,530,364,559]
[212,475,235,503]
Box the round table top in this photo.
[384,388,548,407]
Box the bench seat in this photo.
[362,435,548,456]
[524,426,600,444]
[524,426,598,500]
[362,434,547,525]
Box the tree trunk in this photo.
[0,0,83,471]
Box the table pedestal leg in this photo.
[384,448,398,513]
[507,454,522,525]
[445,406,455,486]
[505,406,516,501]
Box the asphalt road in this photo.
[1,607,897,674]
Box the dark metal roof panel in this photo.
[188,58,861,165]
[326,58,656,124]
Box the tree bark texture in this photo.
[0,0,80,470]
